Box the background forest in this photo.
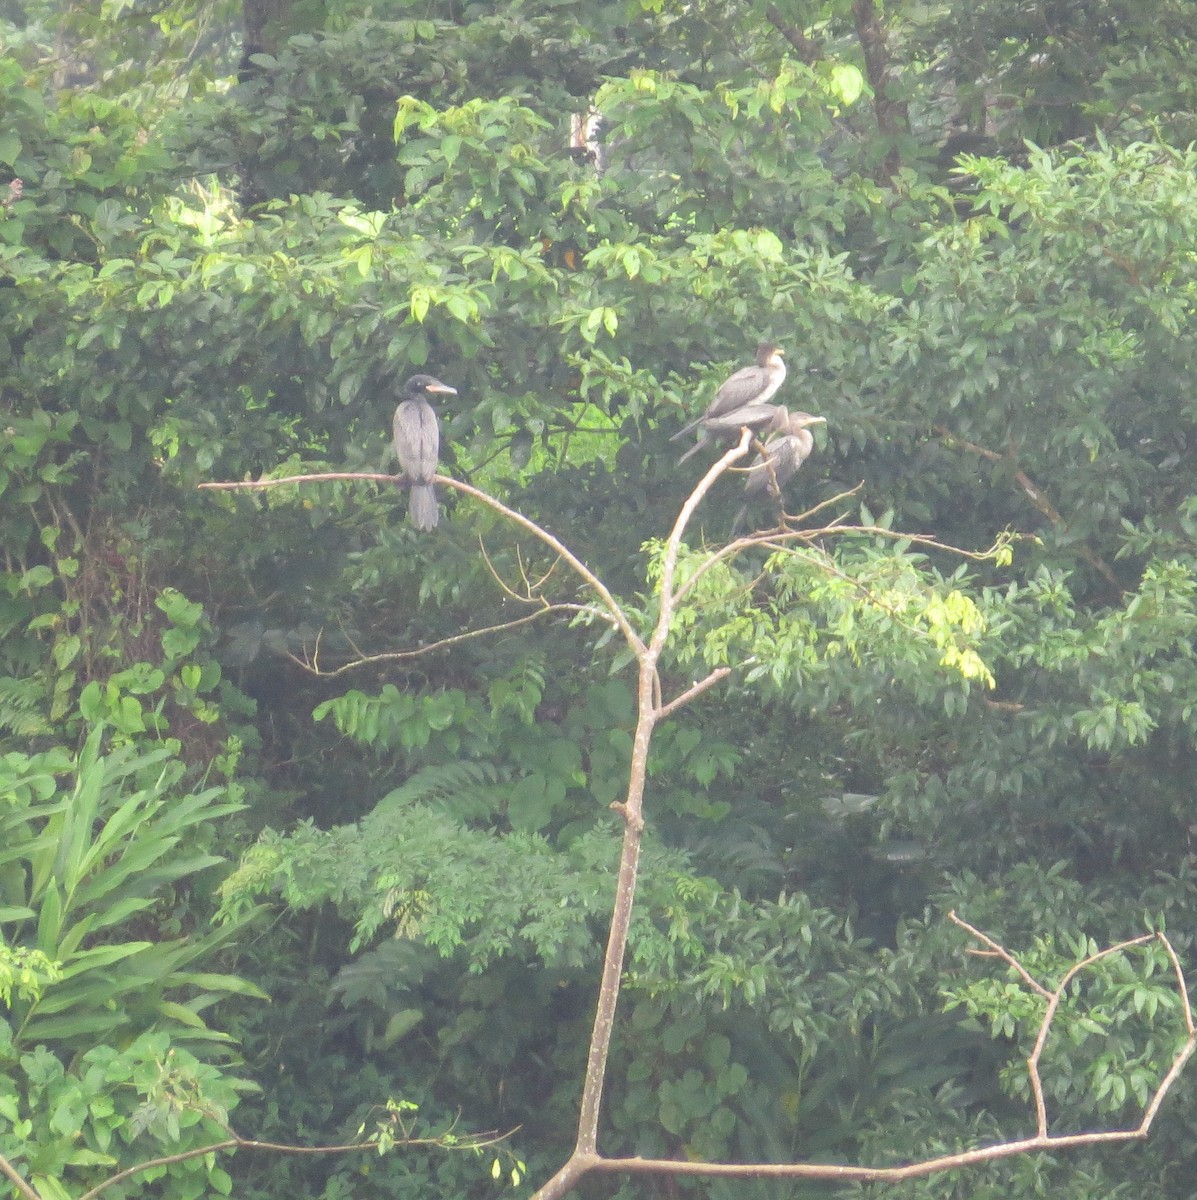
[4,0,1197,1197]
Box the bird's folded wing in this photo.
[701,403,782,433]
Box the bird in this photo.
[671,342,787,464]
[733,411,826,533]
[392,374,457,530]
[698,402,790,437]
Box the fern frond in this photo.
[376,761,509,820]
[0,675,51,738]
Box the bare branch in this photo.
[76,1140,240,1200]
[540,921,1197,1195]
[200,471,396,489]
[671,513,1011,619]
[1159,932,1196,1037]
[654,431,755,655]
[573,435,757,1163]
[657,667,734,720]
[0,1155,41,1200]
[948,913,1195,1146]
[75,1122,515,1200]
[199,471,646,659]
[283,606,599,677]
[934,425,1123,594]
[948,910,1054,1000]
[582,1127,1168,1182]
[439,476,645,658]
[1025,932,1155,1136]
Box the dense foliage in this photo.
[4,0,1197,1197]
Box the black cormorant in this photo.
[393,374,457,530]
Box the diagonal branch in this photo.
[934,425,1123,595]
[554,919,1196,1191]
[656,667,734,720]
[765,4,822,65]
[0,1156,39,1200]
[653,431,755,659]
[200,472,645,658]
[949,910,1054,999]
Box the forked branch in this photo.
[539,916,1196,1194]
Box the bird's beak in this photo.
[427,383,458,395]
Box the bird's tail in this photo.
[730,504,749,538]
[407,484,439,530]
[676,438,706,466]
[669,417,701,443]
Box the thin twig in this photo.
[440,476,645,658]
[283,606,599,677]
[1022,933,1156,1136]
[671,518,1010,617]
[1158,932,1196,1036]
[934,425,1123,594]
[948,910,1053,999]
[478,538,536,603]
[785,484,864,526]
[75,1124,515,1200]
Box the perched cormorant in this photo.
[393,374,457,530]
[733,411,826,532]
[672,343,787,464]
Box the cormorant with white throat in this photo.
[672,342,787,465]
[733,410,826,532]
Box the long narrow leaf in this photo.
[52,941,154,982]
[166,972,271,1000]
[74,789,165,879]
[35,883,63,955]
[71,835,181,909]
[58,740,108,895]
[54,911,98,958]
[73,895,157,935]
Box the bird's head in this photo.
[402,374,458,398]
[755,342,784,369]
[789,412,827,433]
